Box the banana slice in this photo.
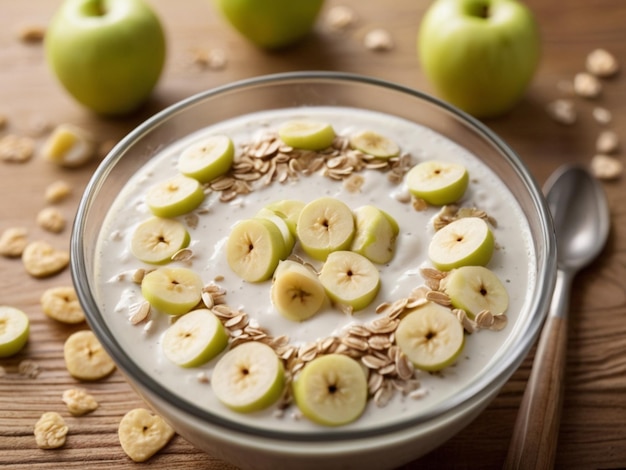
[131,217,190,264]
[141,267,203,315]
[255,208,296,258]
[211,341,285,413]
[351,205,399,264]
[395,302,465,371]
[271,260,327,321]
[177,134,234,183]
[226,218,285,282]
[405,160,469,206]
[296,197,355,261]
[40,286,85,324]
[428,217,494,271]
[441,265,509,318]
[161,308,229,368]
[278,120,336,151]
[118,408,175,463]
[264,199,305,236]
[0,305,29,357]
[145,174,205,218]
[292,353,368,426]
[63,330,116,380]
[349,130,400,158]
[318,251,380,311]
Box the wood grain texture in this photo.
[1,0,625,469]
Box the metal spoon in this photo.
[505,164,610,469]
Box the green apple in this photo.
[45,0,166,116]
[0,306,30,357]
[161,309,229,367]
[264,199,306,236]
[351,205,399,264]
[418,0,540,118]
[213,0,325,49]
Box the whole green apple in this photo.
[213,0,325,49]
[45,0,166,116]
[418,0,540,118]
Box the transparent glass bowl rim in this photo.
[71,71,556,443]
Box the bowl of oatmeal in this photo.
[71,72,556,469]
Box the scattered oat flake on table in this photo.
[0,227,28,257]
[586,48,619,78]
[22,240,69,278]
[34,412,68,449]
[590,154,623,180]
[573,72,602,98]
[17,24,45,43]
[37,207,66,233]
[364,29,394,51]
[62,388,99,416]
[326,5,357,31]
[592,107,612,125]
[45,180,72,204]
[0,114,7,130]
[118,408,175,463]
[0,134,35,163]
[18,359,41,378]
[546,99,577,125]
[596,130,619,154]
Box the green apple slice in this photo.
[0,306,29,358]
[395,302,465,371]
[318,251,380,311]
[211,341,285,413]
[441,266,509,318]
[405,160,469,206]
[296,197,355,261]
[177,134,234,183]
[351,205,399,264]
[146,174,205,218]
[292,353,368,426]
[255,208,296,258]
[161,308,229,367]
[271,260,327,321]
[428,217,494,271]
[131,217,190,264]
[226,218,285,282]
[141,267,203,316]
[278,120,335,151]
[264,199,306,236]
[349,130,400,158]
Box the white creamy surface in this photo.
[95,107,535,434]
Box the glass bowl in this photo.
[72,71,556,469]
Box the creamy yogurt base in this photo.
[95,106,535,435]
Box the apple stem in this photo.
[479,4,489,18]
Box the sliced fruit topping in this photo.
[278,120,335,151]
[226,218,285,282]
[318,250,380,311]
[162,308,229,368]
[145,174,205,218]
[63,330,116,380]
[264,199,306,236]
[0,305,30,357]
[131,217,190,264]
[211,341,285,413]
[441,265,509,318]
[351,205,399,264]
[255,207,296,258]
[296,197,355,261]
[428,216,494,271]
[292,353,368,426]
[395,302,465,371]
[349,130,400,158]
[177,134,234,183]
[405,160,469,206]
[271,260,327,321]
[141,267,203,316]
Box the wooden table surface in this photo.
[1,0,625,468]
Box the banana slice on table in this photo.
[63,330,116,380]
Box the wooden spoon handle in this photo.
[504,309,568,469]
